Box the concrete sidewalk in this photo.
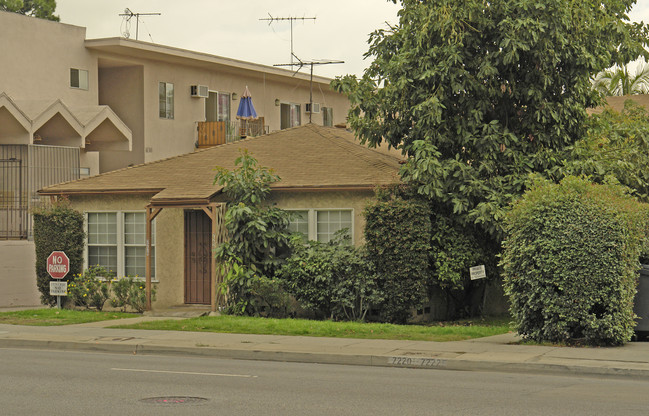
[1,316,649,379]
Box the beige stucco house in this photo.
[40,124,403,310]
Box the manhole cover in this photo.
[140,396,208,405]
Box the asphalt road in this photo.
[2,347,648,415]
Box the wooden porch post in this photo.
[202,204,218,312]
[145,205,162,311]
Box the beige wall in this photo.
[68,189,373,309]
[134,57,349,164]
[69,194,185,309]
[98,65,145,172]
[270,190,374,245]
[0,11,98,107]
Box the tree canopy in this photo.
[1,0,59,21]
[333,0,649,238]
[560,100,649,200]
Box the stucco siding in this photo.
[271,190,374,245]
[0,11,98,107]
[68,194,185,308]
[67,189,374,309]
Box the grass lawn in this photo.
[111,315,513,342]
[0,309,139,326]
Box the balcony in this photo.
[197,118,268,149]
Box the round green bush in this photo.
[502,177,649,346]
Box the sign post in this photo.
[469,265,488,314]
[47,251,70,309]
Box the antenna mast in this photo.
[260,14,316,67]
[274,57,344,123]
[119,8,161,40]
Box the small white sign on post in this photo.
[470,265,487,280]
[49,281,68,296]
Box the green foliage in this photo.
[214,149,280,206]
[125,280,152,313]
[214,150,292,315]
[364,193,431,323]
[502,176,649,346]
[110,277,156,313]
[1,0,59,21]
[68,268,155,313]
[592,60,649,96]
[560,100,649,201]
[277,233,382,321]
[33,200,85,306]
[247,276,292,318]
[333,0,649,239]
[68,266,112,311]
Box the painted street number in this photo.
[388,356,447,368]
[49,281,68,296]
[470,264,487,280]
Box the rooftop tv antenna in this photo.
[119,8,161,41]
[274,56,344,123]
[260,14,316,67]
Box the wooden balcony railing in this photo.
[197,118,268,149]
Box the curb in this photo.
[2,338,649,380]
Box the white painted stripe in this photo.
[111,368,257,378]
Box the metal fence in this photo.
[0,145,79,239]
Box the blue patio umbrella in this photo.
[236,86,258,120]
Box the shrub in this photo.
[68,265,112,310]
[109,277,155,313]
[126,280,152,313]
[364,192,431,323]
[110,277,132,312]
[502,176,649,346]
[429,214,499,318]
[277,232,382,321]
[33,200,85,306]
[214,151,292,315]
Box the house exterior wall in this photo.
[0,12,98,107]
[99,50,350,165]
[98,65,145,173]
[68,194,185,309]
[67,189,373,309]
[270,190,374,245]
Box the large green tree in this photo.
[1,0,59,21]
[333,0,649,238]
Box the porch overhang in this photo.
[144,201,226,313]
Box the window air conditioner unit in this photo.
[190,85,209,98]
[305,102,321,114]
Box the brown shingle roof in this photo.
[40,124,403,202]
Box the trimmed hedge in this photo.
[33,201,85,306]
[502,177,649,345]
[364,192,431,324]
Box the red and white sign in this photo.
[47,251,70,279]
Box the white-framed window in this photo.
[86,211,156,278]
[322,107,333,127]
[287,209,353,243]
[280,103,301,129]
[159,82,174,119]
[70,68,88,90]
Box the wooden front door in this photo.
[184,210,212,304]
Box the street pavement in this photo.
[2,313,649,379]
